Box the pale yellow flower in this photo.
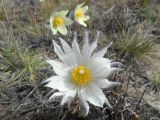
[50,10,73,35]
[74,3,90,27]
[39,0,45,2]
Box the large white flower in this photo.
[74,3,90,27]
[50,10,73,35]
[45,31,121,116]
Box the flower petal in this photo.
[53,40,64,58]
[107,67,122,77]
[63,54,78,67]
[63,17,73,25]
[59,38,73,54]
[93,42,112,58]
[81,16,90,21]
[87,57,111,79]
[82,31,100,64]
[80,82,107,107]
[87,31,100,57]
[46,59,69,78]
[58,26,67,35]
[81,31,89,64]
[77,19,87,27]
[52,40,75,66]
[52,40,77,66]
[52,11,59,17]
[61,90,77,106]
[82,6,88,13]
[83,31,89,50]
[76,2,85,9]
[93,79,120,89]
[72,32,80,55]
[49,92,63,100]
[111,62,123,67]
[51,27,58,35]
[45,76,76,92]
[78,96,90,116]
[59,10,68,17]
[50,15,54,25]
[72,32,81,63]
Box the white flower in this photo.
[74,3,90,27]
[45,31,121,116]
[50,10,73,35]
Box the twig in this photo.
[47,29,52,42]
[120,52,129,63]
[61,111,68,120]
[103,5,116,16]
[121,111,124,120]
[134,88,147,111]
[25,86,38,99]
[20,107,36,115]
[124,65,132,97]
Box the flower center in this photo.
[71,65,92,85]
[76,9,84,18]
[53,17,64,27]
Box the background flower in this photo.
[50,10,73,35]
[74,3,90,27]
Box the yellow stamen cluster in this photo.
[72,65,92,85]
[53,17,64,27]
[76,9,84,18]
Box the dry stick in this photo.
[120,64,132,119]
[124,65,132,98]
[61,111,68,120]
[121,111,124,120]
[47,29,52,42]
[20,107,36,115]
[103,5,116,16]
[25,86,38,99]
[121,52,129,63]
[134,88,147,111]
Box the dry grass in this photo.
[140,3,160,23]
[0,0,160,119]
[113,30,156,59]
[153,71,160,90]
[0,70,26,92]
[0,24,45,87]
